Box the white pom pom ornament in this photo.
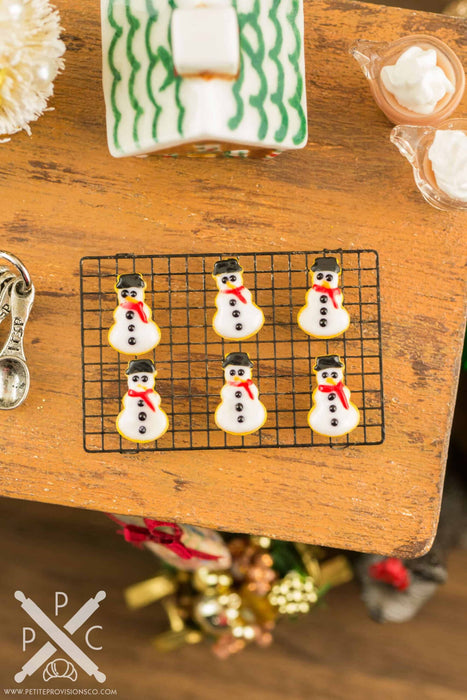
[0,0,65,139]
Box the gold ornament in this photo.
[121,535,353,657]
[192,566,233,593]
[124,575,177,610]
[193,592,241,635]
[268,571,318,615]
[229,537,277,595]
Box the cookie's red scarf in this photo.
[121,300,148,322]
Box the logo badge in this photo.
[14,590,106,684]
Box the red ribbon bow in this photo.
[228,379,254,400]
[128,388,156,412]
[121,299,148,323]
[313,284,341,309]
[223,286,247,304]
[369,557,410,592]
[108,516,220,562]
[318,381,349,409]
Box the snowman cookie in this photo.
[297,257,350,339]
[308,355,360,438]
[215,352,267,436]
[212,258,264,341]
[108,273,161,355]
[117,359,169,443]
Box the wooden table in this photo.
[1,0,466,556]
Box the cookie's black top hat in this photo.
[116,273,145,289]
[311,257,340,274]
[213,258,242,276]
[126,359,156,375]
[313,355,344,372]
[222,352,253,368]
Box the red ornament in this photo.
[368,557,410,591]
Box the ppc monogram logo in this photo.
[14,590,106,684]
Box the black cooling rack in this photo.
[80,250,384,453]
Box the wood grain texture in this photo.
[0,0,466,556]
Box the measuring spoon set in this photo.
[0,252,34,410]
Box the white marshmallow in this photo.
[429,129,467,202]
[381,46,454,115]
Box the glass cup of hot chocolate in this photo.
[350,34,465,126]
[391,118,467,210]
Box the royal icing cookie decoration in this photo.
[101,0,307,158]
[308,355,360,438]
[108,273,161,355]
[215,352,267,436]
[212,258,264,341]
[117,359,169,443]
[297,257,350,339]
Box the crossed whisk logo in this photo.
[14,590,106,684]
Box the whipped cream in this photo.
[428,130,467,202]
[381,46,454,114]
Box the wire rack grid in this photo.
[80,249,384,453]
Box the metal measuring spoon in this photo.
[0,279,35,409]
[0,268,16,292]
[0,273,17,323]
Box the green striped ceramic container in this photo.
[101,0,308,157]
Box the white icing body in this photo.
[117,368,168,443]
[308,367,359,438]
[213,288,264,340]
[216,382,266,435]
[381,46,454,115]
[101,0,307,157]
[212,268,264,340]
[298,269,349,339]
[428,129,467,202]
[215,363,266,435]
[117,390,168,442]
[108,285,161,355]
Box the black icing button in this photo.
[320,308,327,316]
[137,399,145,407]
[235,323,243,331]
[128,337,136,346]
[138,412,147,421]
[128,324,136,332]
[319,319,327,328]
[125,311,134,320]
[235,403,243,412]
[329,405,337,413]
[328,393,336,401]
[138,426,147,435]
[237,416,245,423]
[229,299,236,306]
[320,295,328,304]
[232,310,241,318]
[330,419,338,427]
[235,391,242,399]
